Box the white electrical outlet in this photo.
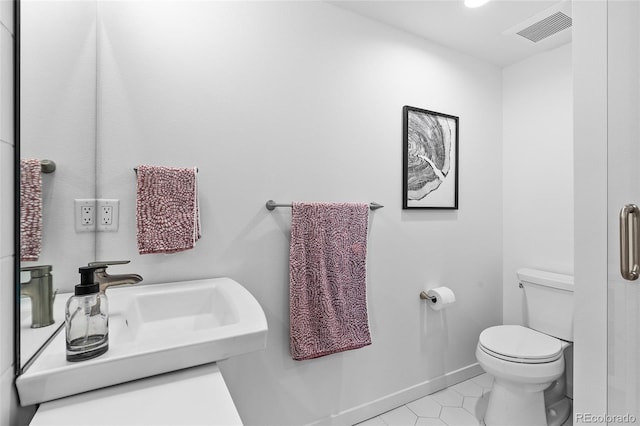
[101,206,113,225]
[75,199,96,232]
[97,199,119,232]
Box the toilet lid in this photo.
[479,325,563,362]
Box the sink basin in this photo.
[16,277,268,406]
[111,280,243,346]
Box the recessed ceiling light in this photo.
[464,0,490,8]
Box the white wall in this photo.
[502,44,574,325]
[0,0,35,423]
[20,0,96,289]
[0,1,15,423]
[94,2,503,425]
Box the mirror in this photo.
[17,0,97,372]
[16,0,572,378]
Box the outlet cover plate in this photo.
[75,199,96,232]
[97,199,119,232]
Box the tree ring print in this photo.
[403,106,459,209]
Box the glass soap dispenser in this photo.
[65,266,109,362]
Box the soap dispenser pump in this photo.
[65,266,109,362]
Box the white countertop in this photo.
[20,292,68,368]
[30,363,242,426]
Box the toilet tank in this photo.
[517,268,574,342]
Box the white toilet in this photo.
[476,268,574,426]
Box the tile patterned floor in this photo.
[355,373,574,426]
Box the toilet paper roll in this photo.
[426,287,456,311]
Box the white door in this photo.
[608,1,640,422]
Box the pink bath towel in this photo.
[136,165,200,254]
[289,202,371,360]
[20,159,42,261]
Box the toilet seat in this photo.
[479,325,563,364]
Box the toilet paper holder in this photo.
[419,291,437,303]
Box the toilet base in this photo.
[547,397,571,426]
[484,378,548,426]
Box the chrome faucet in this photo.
[88,261,143,293]
[20,265,56,328]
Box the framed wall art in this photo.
[402,105,459,209]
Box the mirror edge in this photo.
[14,0,21,377]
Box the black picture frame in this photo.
[402,105,459,209]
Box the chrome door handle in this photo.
[620,204,640,280]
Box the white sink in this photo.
[16,277,268,406]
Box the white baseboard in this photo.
[306,362,485,426]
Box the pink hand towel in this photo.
[20,159,42,261]
[289,202,371,360]
[136,165,200,254]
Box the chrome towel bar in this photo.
[133,167,199,173]
[265,200,384,211]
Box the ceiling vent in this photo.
[516,11,572,43]
[504,1,572,43]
